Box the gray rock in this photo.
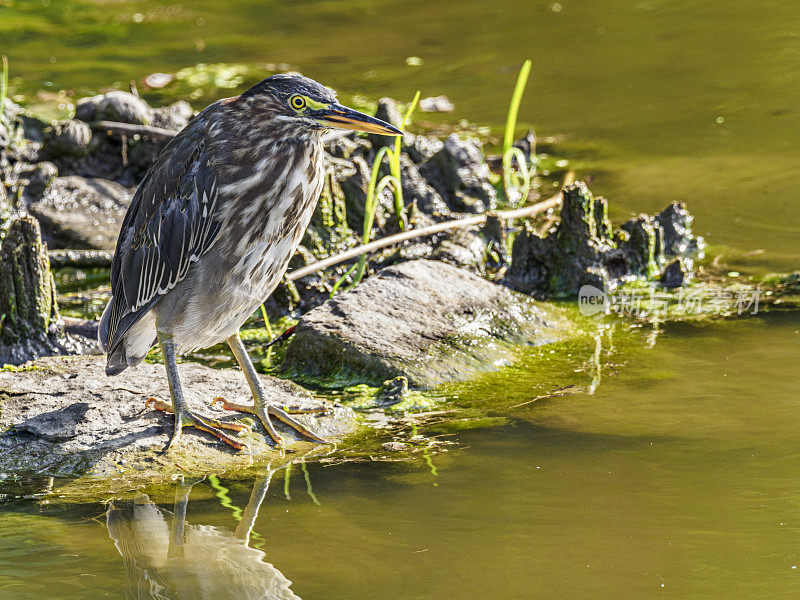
[0,355,356,481]
[325,131,371,160]
[420,134,497,214]
[399,154,452,218]
[75,91,150,125]
[281,259,574,388]
[18,161,58,197]
[369,97,403,149]
[419,95,455,112]
[504,183,618,296]
[0,176,10,220]
[503,182,705,298]
[1,98,21,122]
[337,154,394,236]
[149,100,193,131]
[376,376,411,407]
[660,257,688,288]
[405,134,444,164]
[656,202,704,257]
[430,228,487,274]
[28,175,132,250]
[44,119,94,157]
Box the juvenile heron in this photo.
[99,74,402,450]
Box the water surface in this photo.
[3,0,800,268]
[2,2,800,598]
[3,314,800,598]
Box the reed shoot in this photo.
[502,59,533,205]
[334,90,420,293]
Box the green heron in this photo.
[99,74,402,451]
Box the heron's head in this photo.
[241,73,403,137]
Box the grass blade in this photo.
[503,59,532,155]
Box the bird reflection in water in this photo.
[106,463,301,600]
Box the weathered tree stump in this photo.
[0,214,65,364]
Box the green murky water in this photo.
[3,314,800,599]
[3,0,800,597]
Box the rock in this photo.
[504,182,617,296]
[618,214,661,277]
[281,259,574,388]
[419,95,455,112]
[503,182,704,298]
[337,155,394,237]
[0,215,81,365]
[2,98,21,122]
[382,441,410,452]
[43,119,94,157]
[398,154,452,218]
[482,214,509,267]
[369,97,403,149]
[324,132,371,160]
[0,178,11,221]
[513,130,537,163]
[660,257,687,288]
[143,72,175,88]
[420,134,497,214]
[149,100,193,131]
[430,228,487,274]
[656,202,704,257]
[376,376,411,407]
[75,91,150,125]
[405,134,444,164]
[0,355,356,481]
[18,161,58,197]
[28,175,132,250]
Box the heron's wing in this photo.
[105,119,222,354]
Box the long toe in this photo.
[267,405,329,444]
[209,398,328,445]
[153,404,250,453]
[191,416,251,452]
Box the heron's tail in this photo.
[98,298,112,352]
[99,298,129,376]
[100,299,156,376]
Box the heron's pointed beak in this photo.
[316,105,403,136]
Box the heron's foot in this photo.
[145,397,251,452]
[210,397,329,446]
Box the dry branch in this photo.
[285,173,573,281]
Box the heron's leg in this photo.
[148,331,251,452]
[211,332,328,445]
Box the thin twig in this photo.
[48,249,113,269]
[286,172,574,282]
[91,120,177,141]
[89,121,358,144]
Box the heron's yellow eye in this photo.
[289,95,306,111]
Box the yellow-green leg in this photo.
[211,332,328,446]
[148,331,251,452]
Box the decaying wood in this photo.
[48,249,114,269]
[0,215,60,345]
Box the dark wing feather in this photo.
[104,116,222,355]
